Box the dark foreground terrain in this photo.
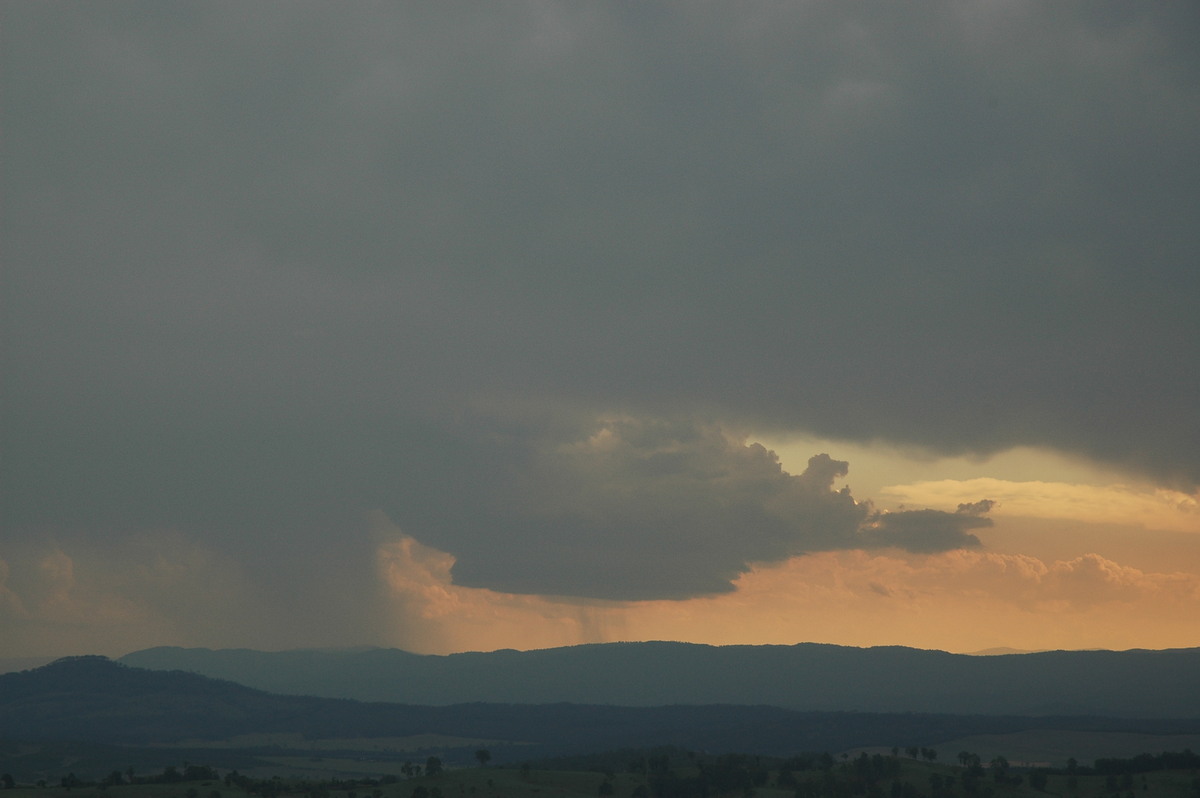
[2,656,1199,784]
[2,747,1199,798]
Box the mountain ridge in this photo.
[119,641,1200,718]
[5,655,1199,764]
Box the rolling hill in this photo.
[5,656,1198,764]
[120,641,1200,718]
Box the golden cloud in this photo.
[880,478,1199,533]
[370,507,1200,655]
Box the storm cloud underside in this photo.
[2,3,1197,631]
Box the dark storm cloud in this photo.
[956,500,996,517]
[860,508,990,554]
[432,420,871,599]
[2,2,1198,611]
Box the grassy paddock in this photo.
[4,770,1198,798]
[926,731,1200,768]
[3,753,1198,798]
[154,735,501,754]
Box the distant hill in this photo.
[5,656,1197,763]
[121,642,1200,718]
[0,655,335,744]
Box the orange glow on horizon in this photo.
[372,511,1200,656]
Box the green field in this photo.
[156,734,506,754]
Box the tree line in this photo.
[4,747,1200,798]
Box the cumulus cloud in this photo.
[443,418,872,598]
[851,549,1200,612]
[693,550,1200,651]
[859,506,990,553]
[956,500,996,517]
[1037,553,1200,609]
[0,545,157,656]
[0,558,28,618]
[372,514,623,654]
[375,416,993,600]
[372,533,1200,654]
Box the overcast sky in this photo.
[3,1,1198,659]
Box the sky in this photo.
[2,1,1199,661]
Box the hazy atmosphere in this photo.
[3,1,1198,660]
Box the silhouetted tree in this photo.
[990,756,1009,784]
[474,749,491,767]
[424,757,442,778]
